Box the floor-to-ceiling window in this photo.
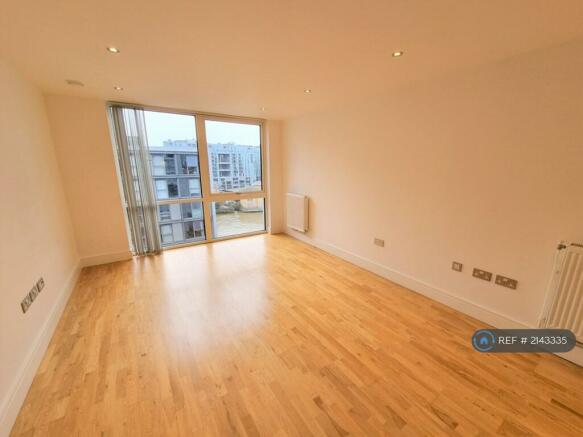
[204,119,266,238]
[112,106,266,250]
[143,111,206,247]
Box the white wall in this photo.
[44,95,132,266]
[282,40,583,328]
[266,120,284,233]
[0,61,79,435]
[45,95,285,254]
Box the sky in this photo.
[144,110,260,148]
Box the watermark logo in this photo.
[471,329,576,353]
[472,329,496,352]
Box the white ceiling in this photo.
[1,0,582,119]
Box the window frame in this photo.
[196,114,267,242]
[109,102,268,250]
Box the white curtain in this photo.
[110,106,162,255]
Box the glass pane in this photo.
[157,203,182,223]
[205,120,262,194]
[178,154,199,175]
[160,224,174,244]
[181,202,203,220]
[158,201,206,246]
[156,178,179,198]
[155,180,169,199]
[143,111,206,246]
[211,198,265,238]
[152,155,165,176]
[145,111,201,200]
[183,220,204,240]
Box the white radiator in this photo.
[540,243,583,342]
[286,193,308,232]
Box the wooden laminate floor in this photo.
[11,234,583,436]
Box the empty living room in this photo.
[1,1,583,436]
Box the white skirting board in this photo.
[285,230,583,367]
[80,250,133,267]
[0,262,82,437]
[556,346,583,365]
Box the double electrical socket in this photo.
[472,268,493,282]
[495,274,518,290]
[451,262,517,290]
[472,268,518,290]
[21,277,45,314]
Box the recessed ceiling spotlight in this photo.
[392,51,404,57]
[304,89,312,94]
[113,86,124,91]
[107,47,120,53]
[65,79,84,86]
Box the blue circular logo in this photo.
[472,329,496,352]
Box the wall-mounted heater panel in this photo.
[540,243,583,342]
[287,193,308,232]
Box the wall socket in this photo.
[21,277,44,314]
[373,238,385,247]
[495,275,518,290]
[452,261,463,272]
[472,268,492,282]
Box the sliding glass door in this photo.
[111,105,266,251]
